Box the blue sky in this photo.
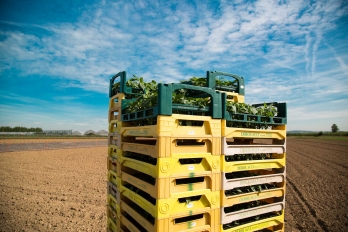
[0,0,347,133]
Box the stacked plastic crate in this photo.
[108,71,225,232]
[219,91,287,232]
[107,73,123,231]
[107,70,287,232]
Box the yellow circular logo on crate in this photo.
[159,203,169,214]
[212,159,219,169]
[160,162,171,173]
[211,195,219,205]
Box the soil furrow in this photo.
[287,145,348,170]
[287,146,347,175]
[286,178,326,231]
[289,139,348,146]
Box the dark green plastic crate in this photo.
[222,93,287,125]
[121,83,223,121]
[207,71,245,95]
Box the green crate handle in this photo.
[109,71,144,98]
[207,71,245,95]
[158,83,222,118]
[109,71,127,98]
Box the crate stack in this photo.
[219,92,287,232]
[107,80,123,231]
[107,71,287,232]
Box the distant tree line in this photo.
[0,126,43,132]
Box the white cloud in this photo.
[0,0,347,131]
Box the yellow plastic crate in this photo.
[221,211,284,232]
[119,152,220,178]
[107,182,120,205]
[108,93,125,122]
[121,183,220,219]
[222,168,285,191]
[109,120,122,133]
[120,114,221,138]
[108,109,121,123]
[221,182,285,207]
[221,154,286,173]
[121,136,221,158]
[121,167,221,199]
[222,120,286,140]
[121,197,220,232]
[221,197,285,224]
[109,93,125,110]
[108,194,120,214]
[107,157,121,176]
[108,133,121,147]
[108,170,121,189]
[107,217,120,232]
[221,137,286,155]
[120,214,142,232]
[107,204,120,220]
[108,145,121,159]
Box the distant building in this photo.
[72,131,82,135]
[43,130,72,135]
[96,130,108,136]
[0,132,35,135]
[84,130,96,135]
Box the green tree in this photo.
[331,124,339,133]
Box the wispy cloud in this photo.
[0,0,347,131]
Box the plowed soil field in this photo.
[0,138,347,232]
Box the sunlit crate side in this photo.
[107,182,120,204]
[107,216,121,232]
[108,194,121,215]
[108,145,121,159]
[221,137,286,156]
[119,151,220,178]
[108,93,126,122]
[221,182,285,207]
[121,197,220,232]
[120,114,222,138]
[222,122,287,140]
[121,135,222,157]
[108,170,121,189]
[220,196,285,224]
[221,211,284,232]
[120,183,220,219]
[221,154,286,173]
[107,157,121,176]
[109,93,125,110]
[121,166,221,199]
[109,120,121,133]
[109,109,121,123]
[222,168,286,190]
[108,133,121,147]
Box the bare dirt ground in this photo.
[0,139,107,152]
[0,138,347,231]
[284,138,348,231]
[0,146,107,232]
